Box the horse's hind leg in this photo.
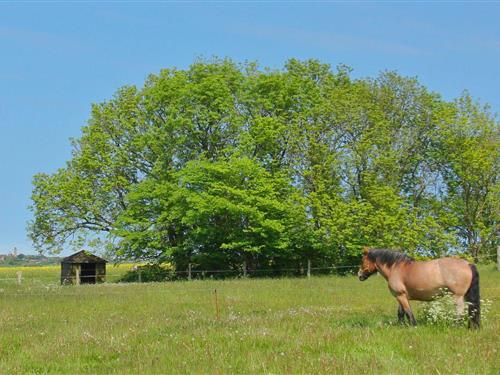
[397,304,405,324]
[454,295,465,317]
[396,294,416,326]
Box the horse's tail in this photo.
[464,263,480,329]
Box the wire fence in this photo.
[0,253,497,303]
[475,253,499,262]
[0,264,361,282]
[0,256,498,284]
[0,264,497,298]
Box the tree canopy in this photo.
[30,58,499,271]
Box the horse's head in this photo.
[358,246,377,281]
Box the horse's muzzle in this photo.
[358,272,367,281]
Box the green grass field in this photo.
[0,265,498,374]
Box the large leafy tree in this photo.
[114,157,303,272]
[30,58,499,269]
[436,93,499,261]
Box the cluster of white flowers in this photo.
[480,298,493,322]
[420,288,493,326]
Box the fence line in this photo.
[0,264,362,282]
[0,253,497,287]
[0,259,498,283]
[476,254,498,261]
[1,254,495,281]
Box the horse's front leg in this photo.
[397,304,405,324]
[396,294,416,326]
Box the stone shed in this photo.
[60,250,107,285]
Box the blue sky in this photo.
[1,2,499,255]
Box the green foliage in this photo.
[435,93,499,261]
[30,58,500,270]
[118,264,174,283]
[114,157,308,272]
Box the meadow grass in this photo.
[0,265,497,374]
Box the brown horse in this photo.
[358,247,480,328]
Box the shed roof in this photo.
[61,250,107,264]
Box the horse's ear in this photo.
[363,246,370,254]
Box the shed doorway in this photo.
[80,263,96,284]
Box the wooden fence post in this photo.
[243,261,247,278]
[497,245,500,271]
[16,271,22,285]
[214,289,220,320]
[138,269,142,283]
[188,263,192,281]
[307,259,311,279]
[75,268,80,285]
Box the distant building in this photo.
[60,250,107,285]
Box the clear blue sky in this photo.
[1,2,499,255]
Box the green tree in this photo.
[29,58,499,269]
[114,157,301,273]
[436,93,499,261]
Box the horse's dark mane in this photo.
[367,249,414,267]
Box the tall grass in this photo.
[0,266,497,374]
